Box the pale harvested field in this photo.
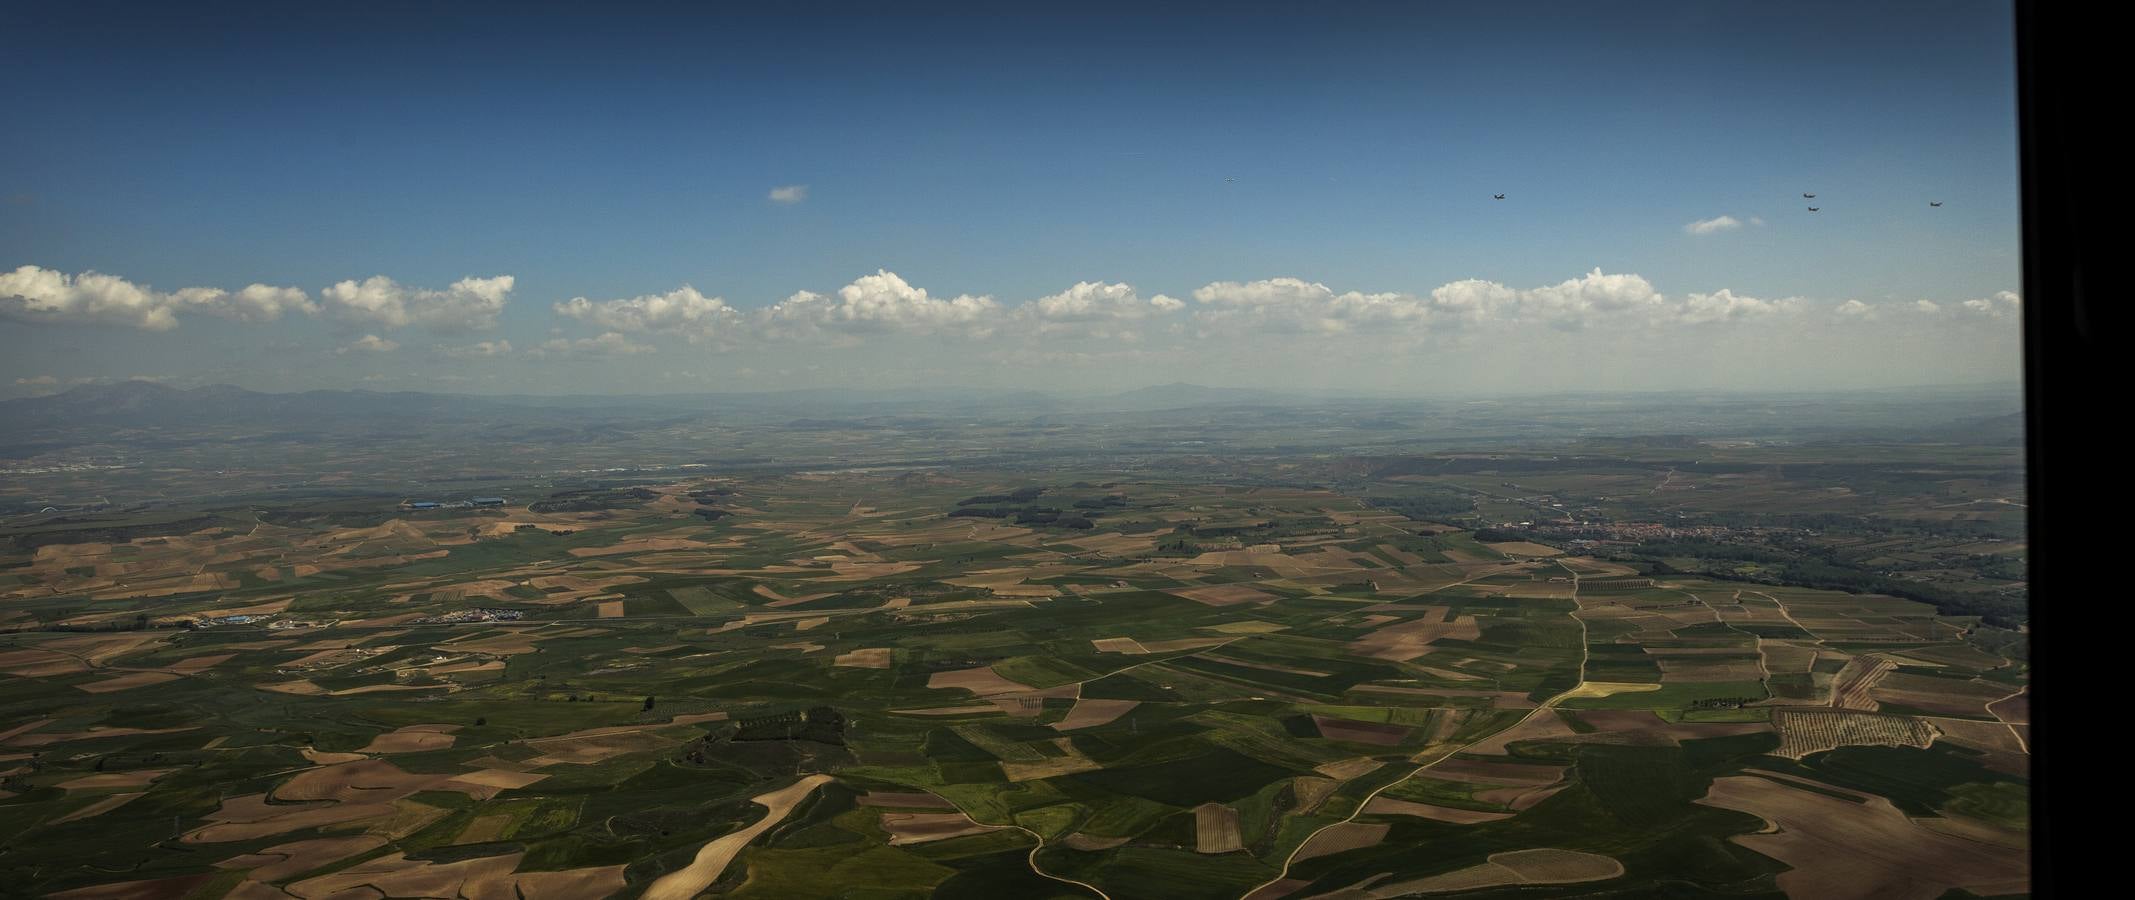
[1064,833,1132,851]
[1496,781,1574,811]
[1459,710,1621,756]
[1314,758,1386,781]
[53,791,147,823]
[435,631,546,657]
[1062,532,1160,555]
[330,683,452,696]
[1429,757,1566,786]
[1170,584,1281,606]
[58,767,176,791]
[1001,738,1105,781]
[1204,620,1290,635]
[595,600,624,618]
[891,705,1005,717]
[758,584,838,607]
[301,747,369,765]
[455,813,514,844]
[274,758,466,804]
[1559,681,1664,700]
[1483,541,1562,557]
[640,774,834,900]
[1243,878,1313,900]
[285,849,522,899]
[1915,813,2028,851]
[1195,802,1245,853]
[1053,698,1139,731]
[834,647,893,668]
[1201,653,1330,677]
[186,794,397,842]
[567,537,722,556]
[945,569,1050,589]
[1362,797,1513,824]
[1368,848,1623,896]
[510,711,724,766]
[0,649,87,677]
[216,835,389,882]
[1898,643,2009,669]
[1352,685,1538,708]
[1091,637,1151,654]
[1292,776,1340,815]
[858,791,956,809]
[1774,711,1937,758]
[1141,637,1231,652]
[166,653,237,674]
[46,874,219,900]
[1868,673,2011,718]
[927,665,1036,697]
[450,768,550,792]
[1291,822,1389,863]
[6,724,195,748]
[1657,658,1766,682]
[75,671,182,693]
[1559,557,1641,577]
[989,583,1061,598]
[1928,716,2028,755]
[359,724,461,754]
[1697,774,2028,899]
[504,863,633,899]
[1560,709,1770,746]
[1347,607,1480,661]
[879,810,1010,846]
[1761,642,1823,674]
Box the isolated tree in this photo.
[643,695,656,712]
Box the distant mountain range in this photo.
[0,379,2027,443]
[0,380,1315,431]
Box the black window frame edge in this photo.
[2019,1,2105,896]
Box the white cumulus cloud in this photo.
[769,185,808,204]
[0,265,312,330]
[1684,215,1744,235]
[338,334,399,354]
[758,270,997,338]
[555,286,740,343]
[1015,281,1184,338]
[1191,278,1446,334]
[1677,289,1802,324]
[170,284,317,322]
[437,339,514,358]
[528,332,656,358]
[321,275,514,332]
[1961,291,2022,318]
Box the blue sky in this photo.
[0,1,2024,395]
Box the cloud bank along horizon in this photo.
[2,262,2023,396]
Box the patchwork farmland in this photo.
[0,431,2028,898]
